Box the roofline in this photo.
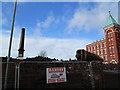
[86,38,105,46]
[103,23,120,29]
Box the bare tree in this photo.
[38,50,47,57]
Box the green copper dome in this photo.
[104,11,118,27]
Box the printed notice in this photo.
[46,67,67,83]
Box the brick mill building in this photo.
[86,12,120,64]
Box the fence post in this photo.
[16,64,20,90]
[17,62,21,90]
[15,63,17,90]
[88,62,95,88]
[14,60,21,90]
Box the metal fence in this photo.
[19,61,92,88]
[0,62,16,89]
[1,61,107,89]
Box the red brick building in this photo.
[86,12,120,64]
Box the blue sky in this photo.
[1,1,118,59]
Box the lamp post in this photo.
[4,0,17,89]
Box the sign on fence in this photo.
[46,67,67,83]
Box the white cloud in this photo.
[32,22,42,37]
[33,12,57,37]
[3,30,11,34]
[36,12,56,29]
[0,33,92,60]
[42,13,55,28]
[0,3,7,26]
[3,26,22,37]
[0,27,21,57]
[1,18,7,26]
[66,2,118,34]
[25,37,92,59]
[0,34,2,56]
[31,12,55,37]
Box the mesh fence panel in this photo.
[90,62,105,88]
[19,61,92,88]
[1,62,16,89]
[91,62,120,88]
[1,61,119,89]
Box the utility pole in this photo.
[4,0,17,89]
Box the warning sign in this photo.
[46,67,67,83]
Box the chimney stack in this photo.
[17,28,25,60]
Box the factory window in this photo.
[99,50,101,55]
[94,46,96,50]
[111,40,114,45]
[119,46,120,53]
[111,47,114,53]
[96,45,97,49]
[103,43,106,47]
[100,44,102,48]
[104,55,107,60]
[94,51,96,54]
[103,49,106,54]
[108,32,112,38]
[97,50,99,55]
